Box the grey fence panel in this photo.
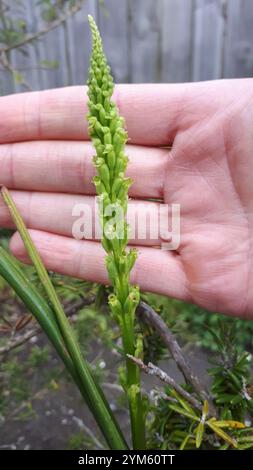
[192,0,226,81]
[0,0,252,95]
[224,0,253,78]
[129,0,161,83]
[10,0,42,92]
[160,0,193,83]
[66,0,98,86]
[97,0,129,83]
[34,3,71,89]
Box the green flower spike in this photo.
[87,15,146,450]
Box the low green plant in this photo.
[143,292,253,352]
[208,323,253,420]
[67,431,86,450]
[27,345,50,368]
[147,321,253,450]
[1,357,29,402]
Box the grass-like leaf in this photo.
[0,186,127,449]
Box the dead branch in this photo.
[0,1,84,55]
[137,302,208,397]
[0,51,32,91]
[136,301,217,416]
[0,296,94,356]
[127,354,202,411]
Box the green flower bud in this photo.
[101,237,111,252]
[96,88,103,104]
[107,150,116,170]
[127,384,141,403]
[104,96,111,112]
[124,286,140,316]
[97,163,111,193]
[115,152,128,174]
[91,77,98,88]
[127,249,138,272]
[88,116,104,140]
[111,175,124,196]
[96,104,107,125]
[93,156,104,166]
[117,178,132,202]
[92,138,104,156]
[103,144,116,170]
[95,67,102,82]
[105,255,120,291]
[109,121,117,134]
[103,88,113,98]
[135,334,143,359]
[104,224,121,255]
[118,251,128,275]
[96,192,111,212]
[108,293,123,318]
[87,102,97,114]
[93,175,106,195]
[113,128,127,154]
[88,115,97,130]
[103,128,112,145]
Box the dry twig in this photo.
[0,1,84,55]
[127,355,202,411]
[136,301,216,415]
[0,296,94,356]
[137,303,208,397]
[0,51,32,90]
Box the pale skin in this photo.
[0,79,252,319]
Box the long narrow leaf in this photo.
[0,247,85,394]
[214,420,245,429]
[169,404,200,422]
[195,421,205,448]
[238,436,253,443]
[1,187,127,450]
[171,389,198,416]
[207,420,237,448]
[180,434,193,450]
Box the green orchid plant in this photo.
[87,15,145,449]
[1,14,252,453]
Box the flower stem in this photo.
[87,15,146,449]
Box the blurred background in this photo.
[1,0,253,451]
[0,0,253,96]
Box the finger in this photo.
[10,230,188,300]
[0,84,190,146]
[0,140,167,199]
[0,190,169,246]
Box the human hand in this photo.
[0,80,252,318]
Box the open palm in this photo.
[0,80,252,318]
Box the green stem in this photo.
[121,314,146,449]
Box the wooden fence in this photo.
[1,0,253,95]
